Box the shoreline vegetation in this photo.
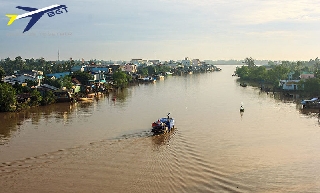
[235,57,320,97]
[0,56,221,112]
[2,56,320,112]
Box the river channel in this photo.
[1,65,320,192]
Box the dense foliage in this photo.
[0,56,79,75]
[41,91,56,106]
[236,57,320,95]
[299,78,320,96]
[0,66,5,81]
[71,71,93,85]
[0,83,17,112]
[29,89,42,106]
[112,71,131,88]
[137,65,171,76]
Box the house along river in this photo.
[1,65,320,192]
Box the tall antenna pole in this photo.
[58,49,60,61]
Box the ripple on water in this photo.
[0,130,252,193]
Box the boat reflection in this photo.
[300,108,320,115]
[106,88,132,107]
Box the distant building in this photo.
[148,60,160,65]
[167,60,178,68]
[181,57,192,66]
[192,59,201,66]
[121,64,137,73]
[279,80,300,90]
[71,65,85,72]
[279,72,303,91]
[300,72,314,79]
[130,59,146,66]
[4,70,43,86]
[46,72,70,79]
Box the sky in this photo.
[0,0,320,61]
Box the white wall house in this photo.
[279,80,300,90]
[4,70,43,86]
[121,64,137,73]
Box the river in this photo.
[1,65,320,192]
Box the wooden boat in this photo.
[54,90,74,103]
[151,113,175,134]
[240,83,247,87]
[77,97,93,102]
[301,97,320,109]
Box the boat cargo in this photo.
[152,113,174,134]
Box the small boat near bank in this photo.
[77,97,93,102]
[152,113,175,134]
[138,77,156,83]
[240,83,247,87]
[301,97,320,109]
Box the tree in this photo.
[14,56,24,71]
[137,67,148,76]
[43,76,62,88]
[59,76,73,89]
[300,78,320,96]
[29,89,42,106]
[113,71,130,88]
[244,57,255,67]
[0,66,5,82]
[0,83,16,112]
[41,91,55,105]
[72,71,93,85]
[314,57,320,78]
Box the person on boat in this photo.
[157,119,161,125]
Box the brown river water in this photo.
[1,65,320,192]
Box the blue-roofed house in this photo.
[71,65,86,72]
[46,72,70,79]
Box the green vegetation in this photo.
[0,83,17,112]
[3,55,320,111]
[72,71,93,85]
[112,70,132,88]
[0,66,5,81]
[41,91,56,106]
[0,56,79,75]
[29,89,42,106]
[298,78,320,96]
[137,65,171,76]
[236,57,320,95]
